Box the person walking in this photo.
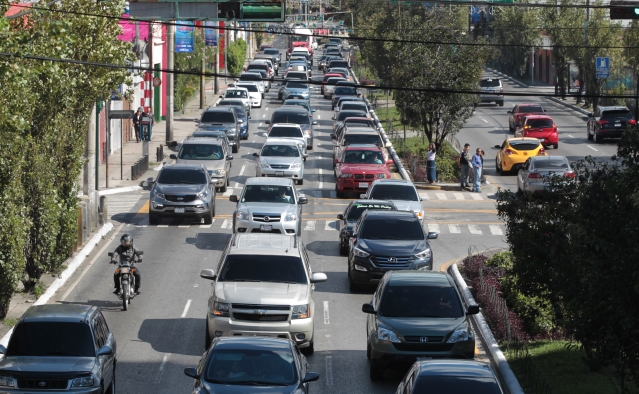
[426,142,436,184]
[458,143,470,189]
[132,107,142,143]
[471,148,483,193]
[479,149,486,184]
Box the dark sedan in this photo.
[337,199,397,255]
[397,359,504,393]
[184,337,320,394]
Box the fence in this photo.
[131,154,148,181]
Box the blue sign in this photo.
[204,21,218,46]
[175,21,195,53]
[596,57,610,79]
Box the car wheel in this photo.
[278,93,282,100]
[587,128,593,141]
[499,161,508,176]
[498,100,504,106]
[105,369,115,394]
[203,208,213,225]
[220,183,227,193]
[301,341,314,355]
[348,269,360,292]
[369,360,383,381]
[593,130,601,143]
[335,187,345,199]
[296,179,304,185]
[211,203,216,218]
[553,143,559,149]
[339,239,348,256]
[366,341,372,360]
[149,213,159,225]
[205,319,211,350]
[232,144,238,154]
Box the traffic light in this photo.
[610,1,639,19]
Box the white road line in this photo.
[587,145,598,151]
[568,135,575,138]
[221,219,232,229]
[453,193,464,200]
[153,353,171,384]
[325,221,337,231]
[200,220,214,228]
[435,192,447,200]
[482,119,489,123]
[181,300,192,318]
[470,193,483,200]
[265,107,269,111]
[136,217,149,228]
[323,301,329,324]
[259,122,263,127]
[449,224,461,234]
[329,190,336,198]
[158,222,169,228]
[317,114,321,119]
[234,165,246,188]
[489,225,504,236]
[428,224,440,233]
[223,188,234,196]
[304,221,316,231]
[420,193,429,200]
[468,225,482,235]
[325,356,334,386]
[262,113,266,118]
[319,168,323,189]
[178,223,190,228]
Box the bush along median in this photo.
[390,136,461,183]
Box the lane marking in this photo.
[420,193,430,200]
[482,119,489,123]
[181,299,192,318]
[317,114,321,119]
[262,113,266,118]
[453,193,464,200]
[265,107,269,111]
[234,164,246,188]
[158,223,169,228]
[489,225,504,236]
[319,168,323,189]
[587,145,598,151]
[221,219,232,229]
[323,301,329,324]
[449,224,461,233]
[259,122,263,127]
[200,220,214,228]
[468,225,482,235]
[435,193,447,200]
[153,353,171,384]
[324,220,337,231]
[137,199,150,214]
[470,193,483,200]
[304,220,316,231]
[568,135,574,138]
[178,223,190,228]
[223,188,234,196]
[325,356,334,386]
[428,224,440,233]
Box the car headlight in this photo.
[292,304,310,319]
[296,142,306,149]
[284,213,298,222]
[340,173,353,178]
[236,210,250,220]
[153,189,165,199]
[210,169,226,176]
[226,129,237,136]
[238,119,245,123]
[71,376,94,387]
[259,162,271,169]
[376,173,387,178]
[304,129,311,136]
[196,189,209,199]
[447,324,470,343]
[212,301,230,317]
[415,211,424,219]
[377,323,401,343]
[290,163,302,169]
[0,376,15,387]
[414,248,432,259]
[353,247,370,258]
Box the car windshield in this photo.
[202,111,235,123]
[193,131,225,139]
[369,184,419,201]
[527,119,553,128]
[219,255,307,283]
[219,100,245,107]
[509,140,540,151]
[480,79,500,87]
[240,74,261,81]
[157,169,208,184]
[329,61,349,68]
[347,203,394,221]
[343,150,383,164]
[264,48,279,55]
[327,78,346,85]
[338,111,367,122]
[269,127,303,138]
[335,87,357,96]
[535,159,570,170]
[241,185,296,204]
[343,134,381,146]
[230,107,246,118]
[7,322,95,357]
[286,82,308,89]
[225,90,248,99]
[413,376,502,394]
[341,103,367,111]
[361,217,423,240]
[238,84,259,92]
[248,64,268,72]
[379,285,464,318]
[179,144,225,160]
[262,145,300,157]
[518,105,543,113]
[345,120,374,127]
[602,109,633,120]
[205,348,297,385]
[272,113,309,125]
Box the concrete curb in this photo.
[450,263,524,394]
[98,186,142,196]
[0,222,115,349]
[415,184,462,191]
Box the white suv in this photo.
[236,82,262,108]
[200,233,327,354]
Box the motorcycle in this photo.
[108,250,143,311]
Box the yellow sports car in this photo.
[494,137,547,175]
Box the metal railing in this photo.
[131,154,148,181]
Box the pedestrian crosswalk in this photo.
[427,223,505,236]
[216,189,490,200]
[106,193,146,221]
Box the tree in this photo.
[227,38,247,76]
[623,20,639,115]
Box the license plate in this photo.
[417,357,432,361]
[359,182,369,188]
[615,123,621,127]
[276,171,284,176]
[260,224,273,231]
[174,207,185,213]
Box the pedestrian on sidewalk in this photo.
[471,148,483,193]
[458,143,470,189]
[480,149,486,184]
[426,142,436,184]
[133,107,142,143]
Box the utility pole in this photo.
[215,36,219,94]
[84,106,96,196]
[224,27,229,82]
[166,22,175,143]
[531,47,534,86]
[149,22,154,121]
[201,26,206,109]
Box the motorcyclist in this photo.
[111,233,142,295]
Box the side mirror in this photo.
[184,367,199,379]
[194,119,199,123]
[229,195,239,203]
[227,155,233,160]
[332,116,336,120]
[467,304,480,315]
[299,196,308,204]
[303,372,320,383]
[265,120,271,124]
[310,272,328,283]
[0,345,6,355]
[507,111,511,114]
[427,232,438,240]
[200,269,217,281]
[107,252,114,257]
[494,145,501,149]
[362,303,376,314]
[96,345,113,356]
[135,251,144,256]
[312,121,318,125]
[252,152,259,157]
[386,159,394,165]
[360,194,367,198]
[147,177,154,184]
[219,95,223,98]
[248,115,252,119]
[169,154,177,160]
[337,214,344,220]
[330,134,337,140]
[357,93,361,97]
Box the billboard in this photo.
[205,21,218,46]
[175,21,195,53]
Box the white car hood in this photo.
[215,282,309,304]
[391,200,423,214]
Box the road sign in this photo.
[129,0,285,21]
[596,57,610,79]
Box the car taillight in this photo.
[554,126,557,133]
[629,119,637,125]
[500,88,504,93]
[528,172,542,179]
[504,149,515,155]
[538,147,546,155]
[563,172,576,178]
[598,120,608,125]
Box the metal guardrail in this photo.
[131,154,148,181]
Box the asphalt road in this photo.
[53,39,521,393]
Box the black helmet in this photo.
[120,233,133,249]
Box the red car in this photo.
[508,104,546,132]
[516,115,559,149]
[334,145,391,198]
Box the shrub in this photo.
[227,38,247,76]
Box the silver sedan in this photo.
[254,138,305,185]
[517,156,574,193]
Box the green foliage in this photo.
[254,23,266,49]
[174,32,216,111]
[2,318,17,328]
[491,2,541,77]
[486,251,514,270]
[434,142,461,183]
[227,38,248,77]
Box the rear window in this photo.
[264,48,279,55]
[238,84,259,92]
[347,203,394,220]
[379,286,464,318]
[480,79,500,87]
[518,105,544,113]
[286,82,308,89]
[535,159,569,170]
[286,72,307,80]
[602,109,633,120]
[335,87,358,96]
[343,134,381,146]
[272,112,309,125]
[413,376,502,394]
[219,255,307,284]
[526,119,553,128]
[361,217,424,240]
[224,90,248,99]
[327,78,346,85]
[7,322,96,357]
[240,73,261,81]
[338,111,367,121]
[509,140,541,151]
[369,184,419,201]
[345,120,375,127]
[269,126,304,138]
[202,111,235,123]
[329,60,349,68]
[342,102,367,111]
[248,64,268,71]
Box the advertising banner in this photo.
[205,21,218,46]
[175,21,195,53]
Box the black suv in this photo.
[337,199,397,255]
[0,304,116,393]
[348,210,438,291]
[587,105,636,143]
[196,107,241,153]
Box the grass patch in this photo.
[505,340,629,394]
[33,283,45,299]
[2,318,17,327]
[375,105,403,131]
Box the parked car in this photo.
[587,105,636,143]
[349,211,438,290]
[515,115,559,149]
[171,137,233,192]
[184,337,320,393]
[0,304,116,393]
[396,359,504,393]
[266,107,317,150]
[360,179,426,223]
[254,138,305,184]
[495,137,547,175]
[337,199,397,255]
[195,106,241,152]
[229,177,308,235]
[363,271,479,379]
[477,77,504,106]
[148,164,216,224]
[507,103,546,132]
[516,155,575,194]
[334,144,392,198]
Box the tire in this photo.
[553,143,559,149]
[593,130,601,143]
[587,129,593,141]
[296,179,304,185]
[301,341,314,355]
[211,203,216,218]
[122,283,129,311]
[499,161,508,176]
[348,269,360,292]
[205,319,211,350]
[366,341,372,359]
[339,240,348,256]
[149,213,159,225]
[278,93,282,100]
[203,208,213,225]
[105,369,115,394]
[232,144,238,154]
[336,188,345,199]
[220,183,227,193]
[369,360,383,381]
[498,100,504,107]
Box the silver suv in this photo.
[230,177,308,235]
[196,107,241,153]
[170,137,233,193]
[199,233,328,354]
[0,304,116,393]
[148,164,216,225]
[477,78,504,106]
